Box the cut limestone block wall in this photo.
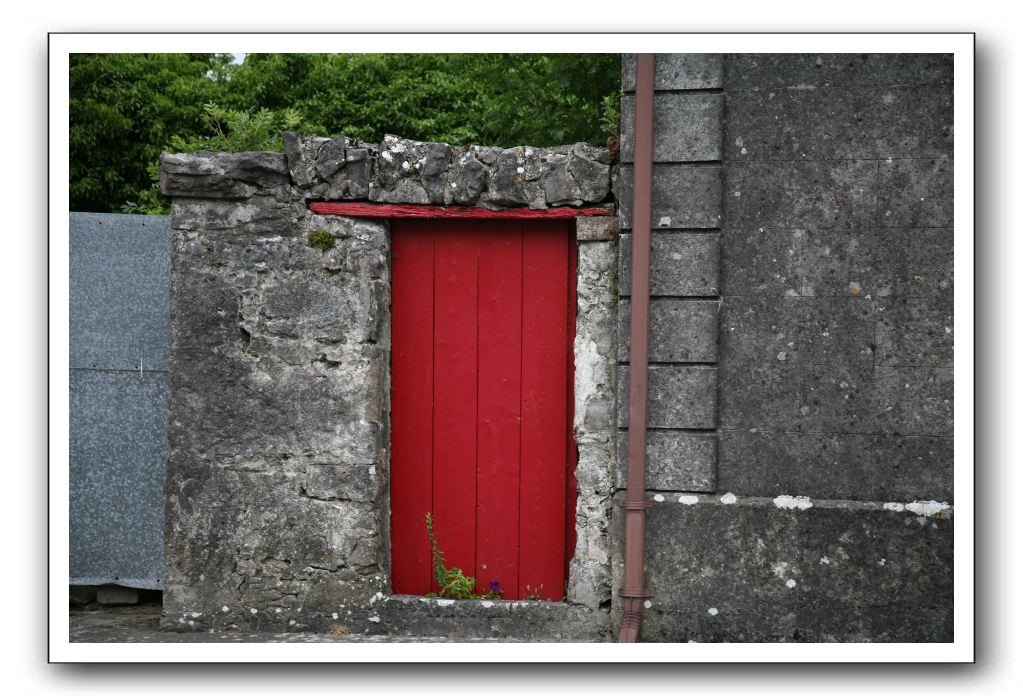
[613,53,953,642]
[160,135,617,640]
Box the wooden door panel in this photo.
[390,219,575,601]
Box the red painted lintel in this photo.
[309,202,611,220]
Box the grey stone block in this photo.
[620,93,723,163]
[797,228,953,298]
[719,430,876,500]
[720,363,953,437]
[876,297,954,367]
[877,158,953,227]
[616,429,716,491]
[872,367,954,437]
[720,227,802,297]
[376,596,610,642]
[724,160,877,230]
[718,364,804,431]
[724,85,952,161]
[721,227,953,299]
[160,151,292,199]
[619,232,720,297]
[874,434,954,502]
[622,53,724,91]
[718,430,951,501]
[798,365,878,433]
[70,369,167,588]
[618,165,722,229]
[618,299,718,363]
[724,54,953,89]
[616,365,717,429]
[611,497,953,642]
[575,216,619,241]
[70,213,171,372]
[719,296,875,366]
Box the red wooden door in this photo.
[390,218,577,601]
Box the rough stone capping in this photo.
[159,133,619,639]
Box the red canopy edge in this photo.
[309,202,611,219]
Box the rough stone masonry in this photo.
[160,134,616,639]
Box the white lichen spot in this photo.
[451,181,458,188]
[945,326,951,333]
[481,601,494,608]
[771,561,789,579]
[671,252,683,261]
[332,613,339,620]
[883,502,905,512]
[740,147,748,155]
[188,620,195,626]
[402,161,411,171]
[733,190,741,198]
[878,558,887,567]
[369,616,381,623]
[190,611,202,618]
[275,608,282,614]
[906,500,950,517]
[678,495,699,505]
[786,579,797,588]
[250,608,257,615]
[221,605,230,613]
[653,494,665,502]
[381,150,393,162]
[516,166,525,174]
[708,607,719,616]
[777,351,787,361]
[735,137,744,147]
[773,495,813,510]
[643,600,652,609]
[720,492,737,505]
[289,620,296,626]
[525,148,533,156]
[819,556,830,565]
[436,599,455,607]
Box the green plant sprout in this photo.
[424,512,502,600]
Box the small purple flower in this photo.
[489,581,501,592]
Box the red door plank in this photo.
[389,220,435,595]
[475,221,523,598]
[431,220,479,590]
[519,221,570,601]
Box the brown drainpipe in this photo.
[617,53,655,643]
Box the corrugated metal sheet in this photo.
[70,213,170,589]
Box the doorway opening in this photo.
[389,218,578,601]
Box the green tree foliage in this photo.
[70,53,233,212]
[70,53,621,213]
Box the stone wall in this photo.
[613,53,953,642]
[160,135,616,639]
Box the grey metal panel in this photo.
[70,213,171,371]
[70,369,168,588]
[69,213,170,589]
